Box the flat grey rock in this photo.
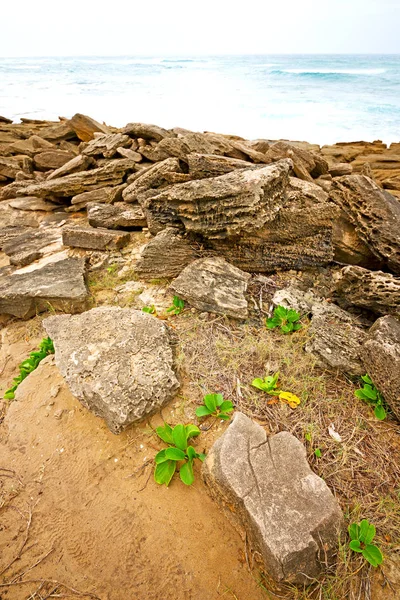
[9,196,60,211]
[87,202,147,229]
[3,227,62,266]
[170,257,250,319]
[135,228,197,279]
[62,225,130,250]
[202,412,343,584]
[43,307,180,433]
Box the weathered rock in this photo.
[33,149,76,170]
[139,137,190,162]
[329,163,353,177]
[140,160,292,238]
[122,158,183,203]
[122,122,173,142]
[266,141,329,181]
[62,225,130,250]
[170,257,250,319]
[330,175,400,274]
[9,197,60,211]
[202,412,343,584]
[186,153,259,179]
[362,316,400,420]
[0,255,88,318]
[0,202,45,227]
[82,133,131,158]
[272,286,317,314]
[332,213,383,268]
[135,228,197,279]
[116,147,142,162]
[68,113,111,142]
[0,156,25,179]
[1,160,134,200]
[7,135,55,157]
[43,307,180,433]
[305,302,367,375]
[71,185,125,206]
[46,154,96,180]
[335,266,400,317]
[0,226,33,250]
[3,228,62,266]
[87,202,146,229]
[39,121,77,142]
[0,115,13,124]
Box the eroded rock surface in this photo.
[62,225,130,250]
[43,307,180,433]
[202,412,343,584]
[135,228,197,279]
[87,202,146,229]
[335,266,400,317]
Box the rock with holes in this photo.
[135,227,197,279]
[362,316,400,420]
[202,412,343,584]
[43,307,180,433]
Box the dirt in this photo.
[0,324,266,600]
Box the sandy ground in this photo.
[0,324,266,600]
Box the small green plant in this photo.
[266,305,302,334]
[195,393,234,420]
[314,448,322,458]
[142,305,157,315]
[4,337,55,400]
[355,374,386,420]
[348,519,383,567]
[167,295,185,316]
[251,372,280,395]
[154,423,206,486]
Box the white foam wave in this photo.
[283,68,387,75]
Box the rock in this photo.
[362,316,400,420]
[329,163,353,177]
[39,121,77,142]
[0,202,45,227]
[0,255,88,318]
[1,160,134,200]
[68,113,111,142]
[116,147,142,162]
[3,227,63,266]
[122,122,173,142]
[87,202,146,229]
[335,266,400,317]
[135,228,197,279]
[82,133,131,158]
[202,412,343,584]
[332,213,383,268]
[330,175,400,274]
[170,257,250,319]
[9,197,60,211]
[43,307,180,433]
[122,158,184,203]
[71,185,125,206]
[0,156,25,179]
[272,286,317,314]
[46,154,96,180]
[266,141,329,181]
[186,153,259,179]
[140,160,292,238]
[33,149,76,170]
[140,137,191,162]
[305,302,367,375]
[0,115,13,124]
[62,225,130,250]
[0,226,33,250]
[7,135,55,157]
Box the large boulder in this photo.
[135,228,197,279]
[335,266,400,317]
[139,160,292,238]
[33,149,76,171]
[3,227,62,266]
[43,307,180,433]
[202,413,343,584]
[170,257,250,319]
[362,316,400,420]
[330,175,400,274]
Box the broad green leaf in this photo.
[156,423,174,445]
[204,394,218,413]
[180,460,194,485]
[197,452,206,462]
[360,520,375,544]
[252,378,268,391]
[271,371,280,387]
[293,323,303,331]
[219,413,231,420]
[348,523,360,541]
[173,296,185,309]
[349,540,363,553]
[165,447,187,461]
[219,401,234,413]
[154,449,169,464]
[361,374,373,384]
[281,323,293,334]
[362,385,377,401]
[185,424,201,440]
[374,405,386,420]
[196,405,212,417]
[154,460,176,486]
[4,390,15,400]
[314,448,322,458]
[266,317,280,329]
[172,424,188,451]
[214,394,224,407]
[355,389,370,401]
[274,305,288,319]
[287,309,300,323]
[186,446,197,461]
[362,544,383,567]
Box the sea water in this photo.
[0,54,399,145]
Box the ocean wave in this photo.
[277,68,387,76]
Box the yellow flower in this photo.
[279,391,301,409]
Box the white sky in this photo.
[1,0,399,56]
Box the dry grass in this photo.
[175,313,400,600]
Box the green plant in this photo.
[266,305,302,334]
[251,371,280,395]
[195,393,234,420]
[167,295,185,316]
[348,519,383,567]
[142,305,156,315]
[4,337,55,400]
[355,374,386,420]
[154,423,206,486]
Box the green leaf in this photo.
[251,378,268,391]
[156,423,174,445]
[314,448,322,458]
[204,394,218,413]
[165,447,187,461]
[274,305,288,319]
[154,460,176,486]
[362,544,383,567]
[362,385,377,401]
[360,520,375,544]
[281,323,294,334]
[219,401,234,413]
[180,460,194,485]
[214,394,224,407]
[196,405,212,417]
[266,317,280,329]
[355,389,370,401]
[4,390,15,400]
[287,309,300,323]
[271,371,280,387]
[218,413,231,420]
[349,540,363,553]
[293,323,303,331]
[348,523,360,540]
[173,296,185,309]
[197,452,206,462]
[185,424,201,440]
[186,446,197,461]
[361,374,373,384]
[154,449,169,464]
[374,404,386,420]
[172,424,188,451]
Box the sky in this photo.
[1,0,399,56]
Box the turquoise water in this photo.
[0,54,399,144]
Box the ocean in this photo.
[1,54,399,145]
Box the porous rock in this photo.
[87,202,146,229]
[71,185,125,206]
[335,266,400,317]
[362,316,400,420]
[202,412,343,584]
[186,153,259,179]
[122,157,183,203]
[82,133,131,158]
[62,225,130,251]
[170,257,250,319]
[135,228,197,279]
[43,307,180,433]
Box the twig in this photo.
[0,579,102,599]
[9,547,54,584]
[0,500,38,577]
